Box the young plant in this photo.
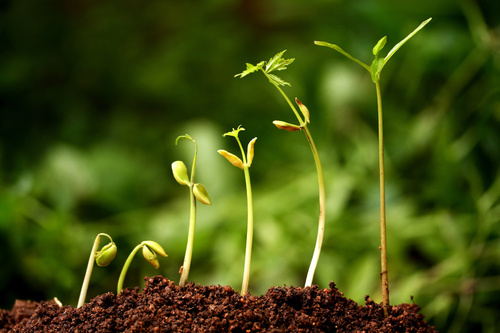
[117,240,167,294]
[172,134,212,287]
[218,125,257,295]
[235,51,326,288]
[77,233,117,308]
[315,17,432,316]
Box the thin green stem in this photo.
[117,243,142,294]
[302,125,326,288]
[179,186,197,287]
[77,233,111,308]
[235,135,254,295]
[376,81,390,316]
[267,76,326,288]
[263,70,304,125]
[179,141,198,287]
[241,165,254,295]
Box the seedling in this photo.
[235,51,326,288]
[117,240,167,294]
[315,17,432,316]
[172,134,212,287]
[77,233,117,308]
[218,125,257,295]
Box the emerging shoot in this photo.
[117,240,167,294]
[77,233,117,308]
[172,134,212,287]
[218,125,257,295]
[315,17,432,316]
[235,51,326,288]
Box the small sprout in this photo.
[218,125,256,295]
[117,241,168,294]
[315,17,432,316]
[172,134,211,287]
[222,124,245,138]
[77,233,116,308]
[53,297,63,308]
[172,161,190,186]
[273,120,302,132]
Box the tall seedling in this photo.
[315,17,432,316]
[235,52,326,288]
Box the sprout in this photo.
[218,125,257,295]
[77,233,116,308]
[172,134,211,287]
[117,241,167,294]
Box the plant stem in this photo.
[117,243,142,294]
[77,233,111,308]
[179,142,198,287]
[78,234,101,308]
[179,186,197,287]
[376,81,389,316]
[302,125,326,288]
[237,137,254,295]
[267,77,326,288]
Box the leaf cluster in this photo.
[235,50,295,87]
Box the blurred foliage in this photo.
[1,0,500,332]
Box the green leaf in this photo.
[235,62,265,78]
[95,242,117,267]
[172,161,190,186]
[267,73,291,87]
[222,125,245,138]
[265,50,295,73]
[314,41,371,72]
[193,183,212,205]
[370,57,385,83]
[381,18,432,72]
[372,36,387,57]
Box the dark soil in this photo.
[0,276,436,332]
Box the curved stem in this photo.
[77,233,112,308]
[302,125,326,288]
[264,71,304,124]
[117,243,142,294]
[376,81,390,316]
[267,78,326,288]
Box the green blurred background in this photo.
[1,0,499,331]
